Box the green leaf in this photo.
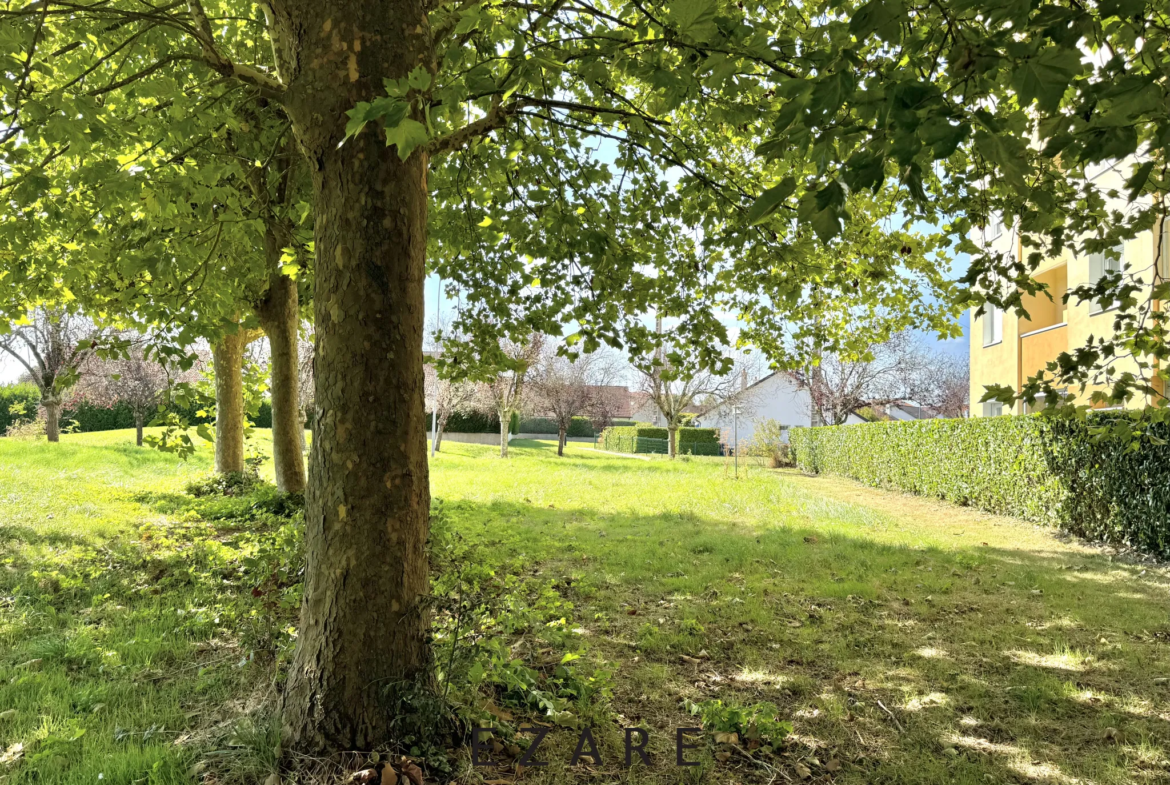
[746,177,797,224]
[808,70,855,117]
[1126,160,1155,201]
[407,66,432,92]
[667,0,718,41]
[385,118,429,160]
[974,130,1027,188]
[1011,47,1080,113]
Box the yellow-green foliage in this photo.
[790,414,1170,556]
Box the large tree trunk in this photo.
[273,0,434,754]
[134,411,144,447]
[213,331,247,474]
[255,265,306,495]
[557,425,566,456]
[43,397,61,443]
[668,424,678,458]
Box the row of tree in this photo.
[1,0,1152,758]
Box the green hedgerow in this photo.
[790,413,1170,557]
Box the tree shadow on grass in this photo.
[437,495,1170,785]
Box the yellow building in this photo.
[969,166,1168,415]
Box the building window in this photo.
[1089,243,1124,313]
[988,212,1003,240]
[982,401,1004,417]
[1025,389,1070,414]
[982,304,1003,347]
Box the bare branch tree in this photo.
[635,351,742,458]
[912,354,969,419]
[529,345,597,456]
[480,335,543,458]
[582,350,628,434]
[81,346,172,447]
[792,333,927,426]
[0,308,104,441]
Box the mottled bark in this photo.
[499,413,510,458]
[272,0,434,753]
[668,424,678,459]
[43,398,61,442]
[213,332,247,474]
[255,264,306,494]
[557,426,566,456]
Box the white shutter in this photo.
[1161,221,1170,280]
[983,308,993,346]
[1089,252,1104,284]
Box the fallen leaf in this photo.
[825,758,842,772]
[1103,727,1121,742]
[348,769,378,784]
[697,649,710,659]
[713,732,739,745]
[787,620,803,627]
[715,751,731,763]
[400,759,424,785]
[795,762,811,779]
[0,742,23,767]
[486,704,513,721]
[0,710,15,721]
[680,655,701,665]
[803,536,818,544]
[15,659,41,670]
[378,763,399,785]
[626,608,638,616]
[263,773,280,785]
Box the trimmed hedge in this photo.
[790,414,1170,557]
[426,410,519,435]
[0,383,40,432]
[600,425,722,455]
[518,416,594,437]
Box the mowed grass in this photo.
[1,431,1169,785]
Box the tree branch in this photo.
[186,0,284,98]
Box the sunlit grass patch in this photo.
[0,433,1167,785]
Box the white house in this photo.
[695,372,814,446]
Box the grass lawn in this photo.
[1,431,1168,785]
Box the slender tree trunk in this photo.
[134,411,144,447]
[213,331,247,474]
[255,264,306,494]
[297,405,308,453]
[557,425,566,456]
[273,0,434,753]
[43,397,61,443]
[500,410,509,458]
[668,424,678,458]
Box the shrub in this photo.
[0,383,40,433]
[518,416,594,437]
[743,419,792,468]
[599,425,722,455]
[63,400,136,432]
[790,413,1170,557]
[5,416,46,440]
[425,410,519,435]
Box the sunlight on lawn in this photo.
[0,433,1167,785]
